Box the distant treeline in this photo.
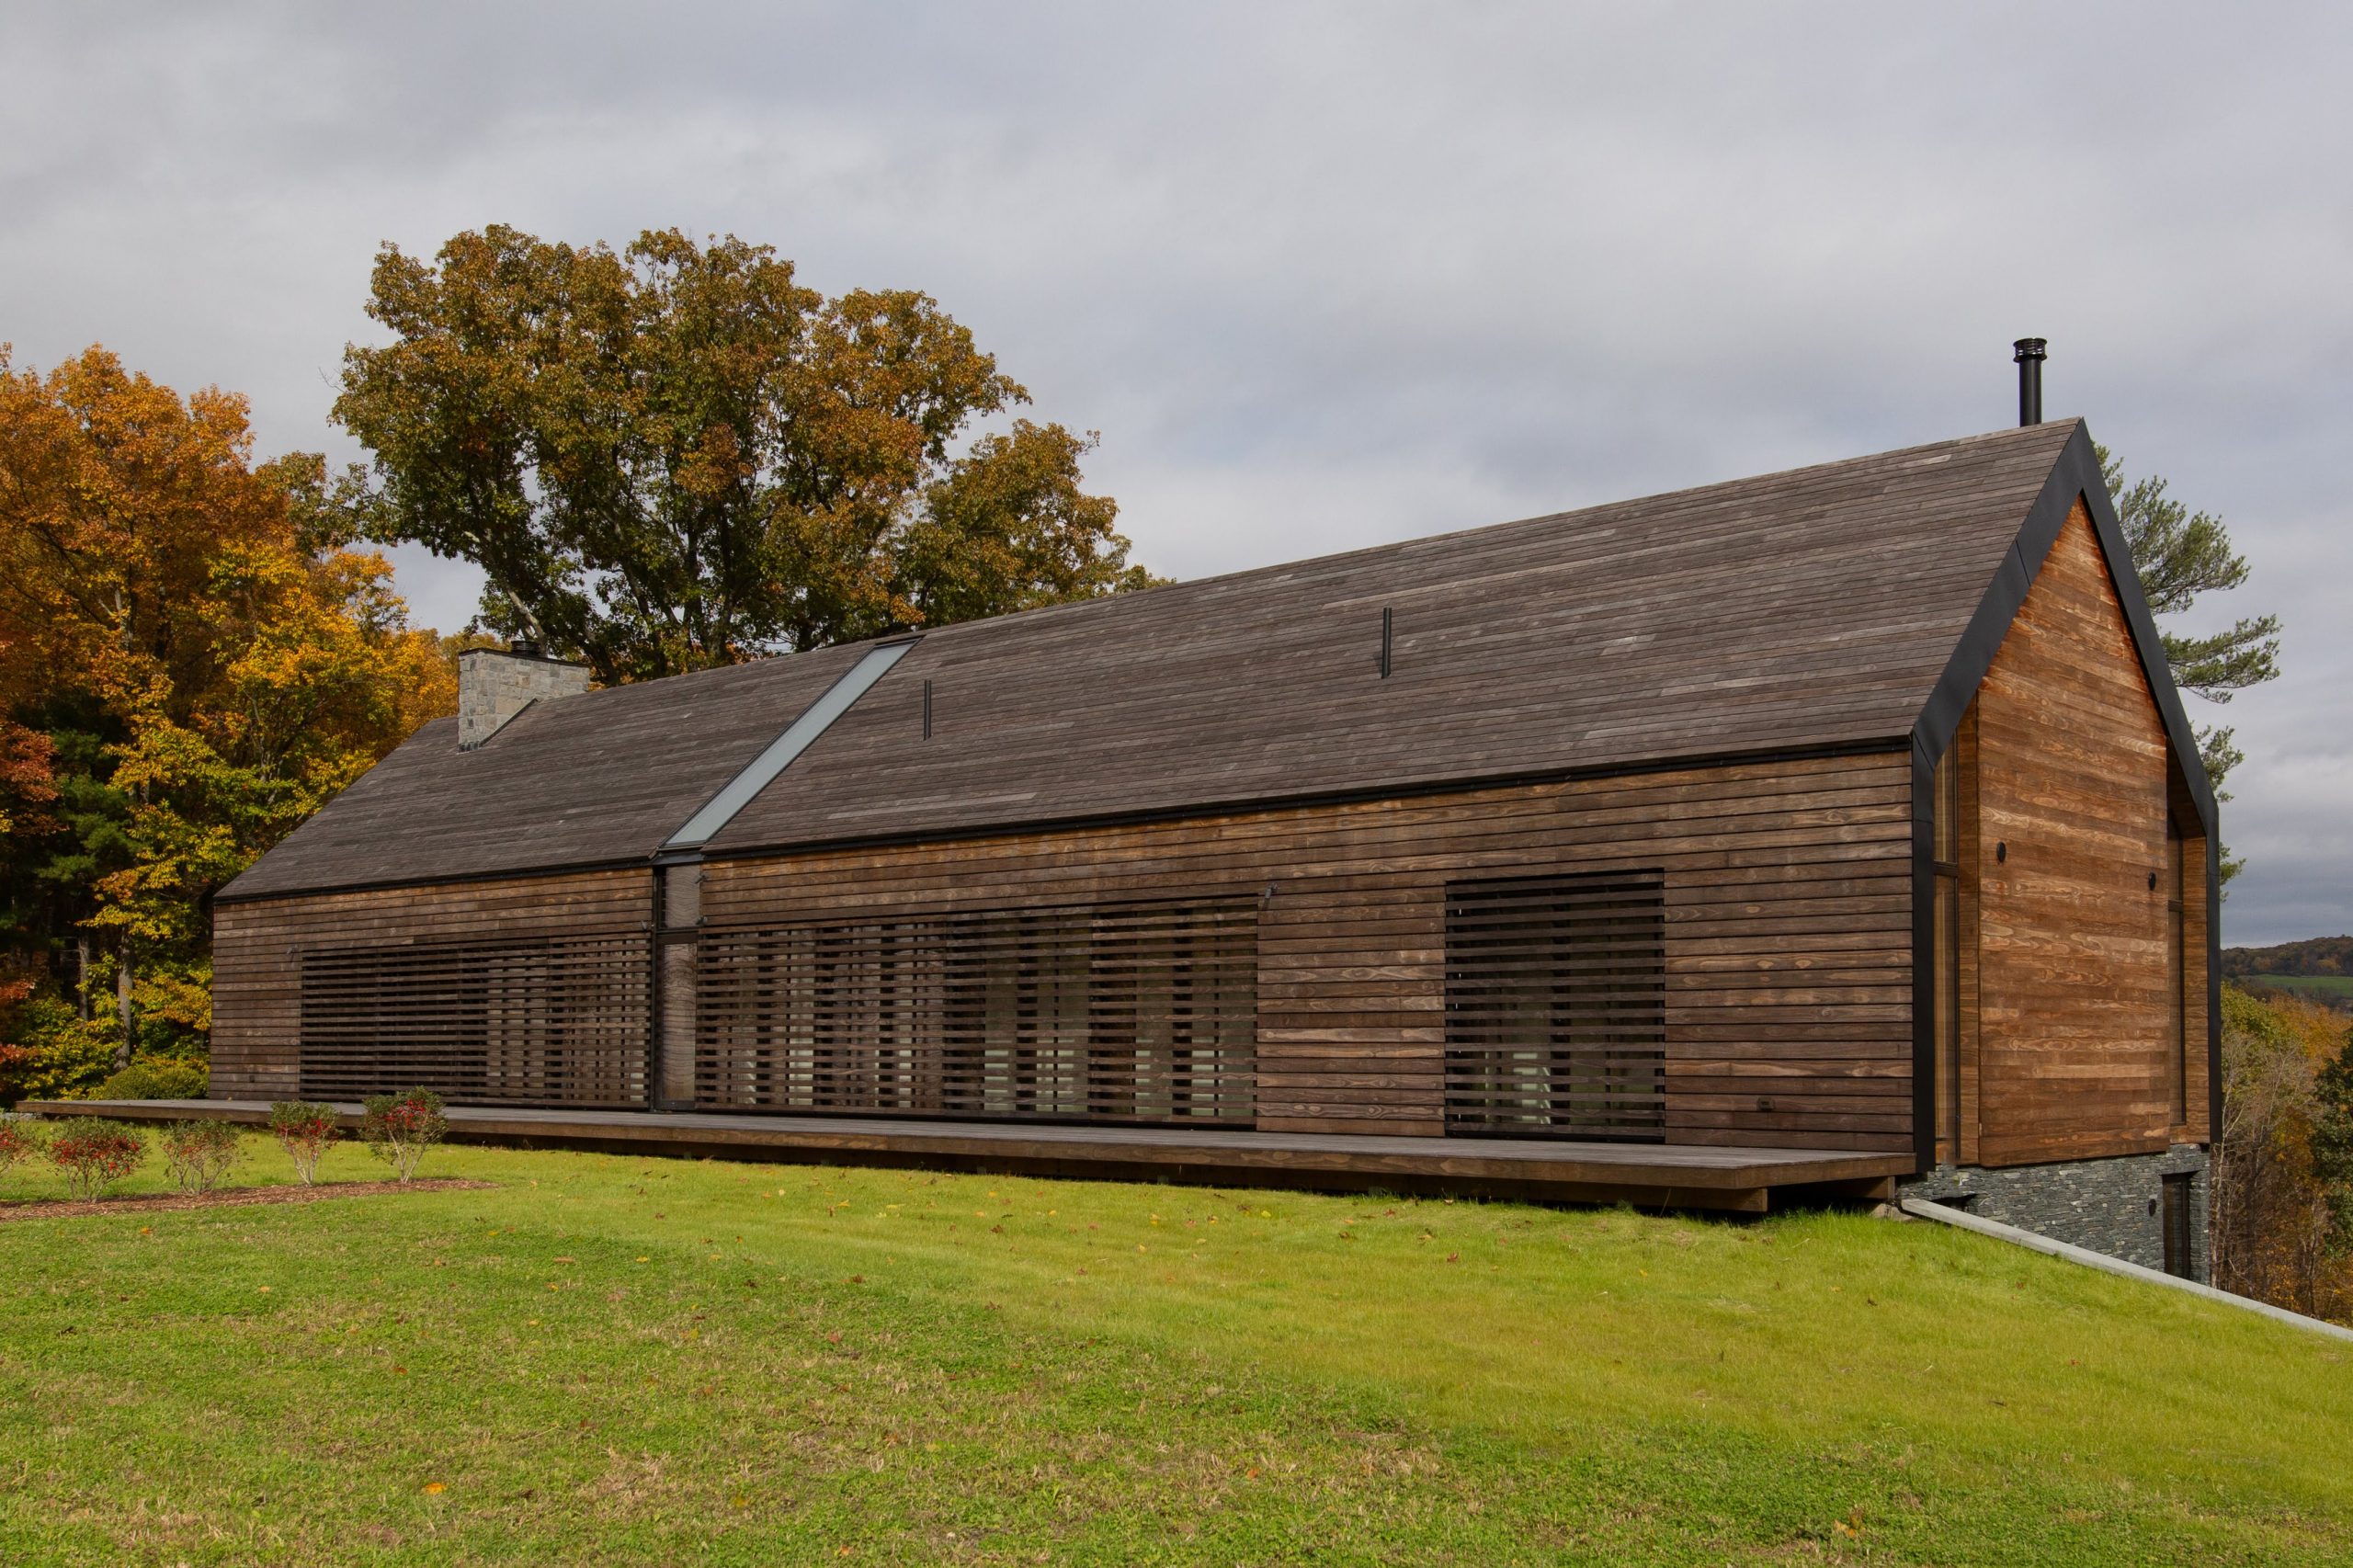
[2222,936,2353,979]
[2224,940,2353,1017]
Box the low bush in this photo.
[46,1119,146,1200]
[268,1101,341,1185]
[0,1119,38,1187]
[91,1058,210,1102]
[360,1088,448,1182]
[159,1119,243,1196]
[0,1044,36,1109]
[0,996,114,1106]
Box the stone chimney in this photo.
[457,642,592,750]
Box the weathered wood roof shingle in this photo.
[222,419,2083,900]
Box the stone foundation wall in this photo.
[1901,1144,2210,1283]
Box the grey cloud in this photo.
[3,0,2344,942]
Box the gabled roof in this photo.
[223,417,2190,903]
[218,644,874,900]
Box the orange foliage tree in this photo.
[0,346,452,1096]
[2214,985,2353,1323]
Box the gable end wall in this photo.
[1968,500,2201,1165]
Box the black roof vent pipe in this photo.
[2013,337,2047,426]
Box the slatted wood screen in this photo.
[298,934,651,1106]
[691,897,1257,1123]
[1443,870,1666,1140]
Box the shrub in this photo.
[0,1119,38,1187]
[159,1119,243,1196]
[361,1088,448,1182]
[0,996,114,1106]
[0,1045,35,1110]
[46,1119,146,1200]
[91,1058,210,1102]
[268,1101,341,1185]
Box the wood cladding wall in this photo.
[213,756,1915,1152]
[1969,502,2195,1166]
[210,869,653,1102]
[694,750,1917,1152]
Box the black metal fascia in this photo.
[647,847,705,1112]
[1908,733,1939,1172]
[211,853,660,907]
[1906,418,2224,1173]
[1914,420,2216,835]
[2206,831,2223,1144]
[686,735,1913,870]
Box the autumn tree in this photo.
[0,346,451,1092]
[2213,987,2353,1323]
[333,226,1154,685]
[2102,447,2280,805]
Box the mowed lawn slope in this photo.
[3,1141,2348,1566]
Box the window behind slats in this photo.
[692,897,1257,1124]
[1443,870,1666,1140]
[298,933,652,1106]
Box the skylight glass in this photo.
[664,639,917,849]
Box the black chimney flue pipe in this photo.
[2013,337,2047,426]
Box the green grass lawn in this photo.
[2239,973,2353,999]
[4,1136,2350,1566]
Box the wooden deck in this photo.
[24,1100,1910,1212]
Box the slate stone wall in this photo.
[1901,1144,2211,1283]
[457,650,593,750]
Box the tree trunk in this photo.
[114,947,134,1069]
[76,936,93,1021]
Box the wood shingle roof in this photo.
[222,419,2085,901]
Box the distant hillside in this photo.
[2226,937,2353,1014]
[2224,936,2353,978]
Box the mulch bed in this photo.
[0,1177,495,1221]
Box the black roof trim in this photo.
[1911,420,2217,838]
[213,854,656,908]
[646,737,1911,873]
[211,735,1911,905]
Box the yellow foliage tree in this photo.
[0,345,452,1086]
[2215,985,2353,1323]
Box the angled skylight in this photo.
[665,639,917,849]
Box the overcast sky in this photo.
[5,3,2345,945]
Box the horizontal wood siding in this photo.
[687,899,1259,1123]
[2178,824,2213,1144]
[210,869,653,1103]
[1972,503,2179,1166]
[696,750,1915,1152]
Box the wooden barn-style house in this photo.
[111,381,2216,1272]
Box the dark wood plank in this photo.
[28,1099,1910,1211]
[1967,503,2183,1166]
